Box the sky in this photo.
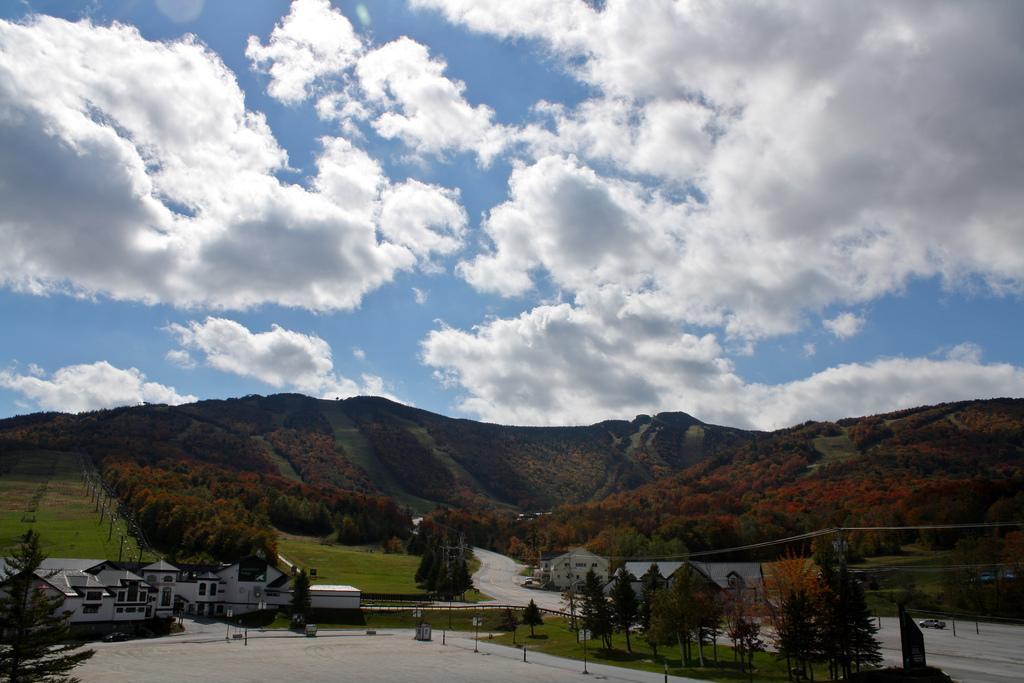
[1,0,1023,430]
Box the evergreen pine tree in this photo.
[639,563,663,656]
[610,569,639,652]
[847,576,883,673]
[0,530,94,682]
[580,569,613,649]
[522,599,543,636]
[415,545,435,586]
[291,569,311,624]
[452,556,473,597]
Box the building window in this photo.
[216,604,224,614]
[83,605,99,614]
[161,587,171,607]
[210,584,216,596]
[86,591,103,601]
[199,583,207,596]
[147,575,156,582]
[163,576,173,582]
[118,591,126,601]
[116,607,124,613]
[126,607,136,613]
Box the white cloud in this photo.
[824,312,866,339]
[803,343,817,358]
[0,361,195,413]
[944,342,983,364]
[167,317,392,399]
[352,36,512,164]
[412,287,428,305]
[245,0,363,104]
[422,305,1024,429]
[379,180,467,261]
[0,15,464,311]
[459,155,681,298]
[352,347,366,360]
[422,0,1024,341]
[165,349,196,369]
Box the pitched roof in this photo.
[268,573,291,588]
[37,569,108,596]
[688,561,763,589]
[622,561,686,580]
[141,559,179,572]
[93,568,147,586]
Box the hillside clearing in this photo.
[0,450,149,560]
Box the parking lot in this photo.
[75,627,703,683]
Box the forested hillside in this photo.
[2,395,1022,563]
[443,399,1024,560]
[0,394,749,512]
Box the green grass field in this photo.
[277,534,424,593]
[276,534,489,600]
[489,617,825,682]
[0,450,150,561]
[852,544,954,616]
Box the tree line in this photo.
[562,549,882,680]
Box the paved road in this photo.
[472,547,565,611]
[76,627,704,683]
[876,616,1024,683]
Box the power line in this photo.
[597,521,1024,562]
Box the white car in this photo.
[918,619,946,629]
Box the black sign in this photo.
[898,605,927,669]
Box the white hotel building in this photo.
[1,555,359,635]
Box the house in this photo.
[620,560,764,600]
[1,554,338,633]
[538,548,610,590]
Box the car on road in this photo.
[102,632,132,642]
[918,619,946,629]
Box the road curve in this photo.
[472,547,564,611]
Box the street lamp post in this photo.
[472,615,482,653]
[579,628,591,675]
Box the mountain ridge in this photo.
[0,392,752,512]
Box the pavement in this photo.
[75,626,704,683]
[875,616,1024,683]
[472,547,565,611]
[469,548,1024,682]
[75,550,1024,682]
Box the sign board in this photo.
[415,624,433,641]
[898,606,926,669]
[578,629,591,642]
[471,617,483,626]
[305,624,318,637]
[226,608,233,618]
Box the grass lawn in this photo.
[0,451,150,561]
[277,534,491,600]
[852,544,953,617]
[277,534,423,593]
[490,618,825,682]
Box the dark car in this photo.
[102,631,132,642]
[918,619,946,629]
